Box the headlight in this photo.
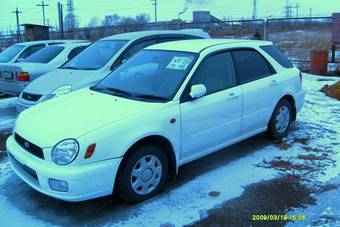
[44,85,72,101]
[51,139,79,165]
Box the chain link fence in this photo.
[1,16,337,71]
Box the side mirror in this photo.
[189,84,207,99]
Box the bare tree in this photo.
[135,13,150,24]
[102,14,121,26]
[88,17,100,27]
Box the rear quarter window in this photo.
[260,45,293,68]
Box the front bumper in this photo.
[6,136,122,202]
[0,80,26,96]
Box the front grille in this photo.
[9,153,38,180]
[15,133,44,159]
[22,92,42,102]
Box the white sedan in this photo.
[6,39,305,202]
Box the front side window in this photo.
[93,50,197,102]
[22,46,64,63]
[190,52,236,95]
[19,44,45,59]
[62,40,128,70]
[0,44,25,63]
[232,49,273,84]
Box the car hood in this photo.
[15,88,161,147]
[23,68,105,95]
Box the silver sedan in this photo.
[0,41,89,96]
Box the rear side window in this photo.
[19,44,45,59]
[260,45,293,68]
[22,46,64,63]
[232,50,273,84]
[191,52,236,95]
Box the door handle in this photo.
[270,80,278,86]
[226,92,239,100]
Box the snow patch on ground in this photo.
[0,97,17,131]
[115,148,279,226]
[0,74,339,226]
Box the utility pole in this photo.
[12,7,22,42]
[37,1,49,26]
[252,0,257,20]
[151,0,157,22]
[309,8,312,18]
[58,2,64,39]
[285,0,289,18]
[284,0,294,19]
[291,3,300,18]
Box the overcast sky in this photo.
[0,0,339,33]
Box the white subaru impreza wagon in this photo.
[7,39,305,202]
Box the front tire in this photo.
[267,99,292,139]
[117,145,168,203]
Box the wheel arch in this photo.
[113,135,178,193]
[279,94,297,121]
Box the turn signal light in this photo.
[16,72,30,81]
[84,143,96,159]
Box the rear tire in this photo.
[117,145,168,203]
[267,99,292,139]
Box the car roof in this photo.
[54,42,91,48]
[100,29,209,41]
[146,39,273,53]
[14,40,87,46]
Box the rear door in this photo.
[231,49,282,134]
[180,51,242,159]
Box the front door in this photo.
[180,52,242,160]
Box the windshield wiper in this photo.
[62,66,80,70]
[93,86,134,97]
[134,94,169,101]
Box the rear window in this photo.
[260,45,293,68]
[22,46,64,63]
[0,45,25,63]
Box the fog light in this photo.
[49,179,69,192]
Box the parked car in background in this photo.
[16,29,209,112]
[0,40,82,96]
[0,41,90,96]
[0,40,79,64]
[7,39,305,202]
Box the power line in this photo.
[37,1,49,26]
[151,0,157,22]
[12,7,22,42]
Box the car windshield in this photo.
[22,46,64,63]
[0,44,25,63]
[93,50,197,102]
[62,40,128,70]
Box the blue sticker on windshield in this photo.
[166,56,193,70]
